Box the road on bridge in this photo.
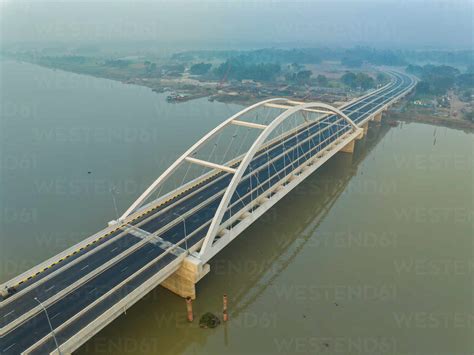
[0,71,416,354]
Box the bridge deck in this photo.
[0,71,416,354]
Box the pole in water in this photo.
[186,297,193,322]
[223,294,228,322]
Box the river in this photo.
[0,60,472,354]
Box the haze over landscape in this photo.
[0,1,472,354]
[1,0,472,49]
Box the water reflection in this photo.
[78,122,391,355]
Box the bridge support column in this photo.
[356,122,369,139]
[339,139,355,154]
[373,112,383,122]
[161,255,209,300]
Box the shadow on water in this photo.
[77,122,391,355]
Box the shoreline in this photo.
[385,111,474,134]
[5,56,361,106]
[9,58,473,133]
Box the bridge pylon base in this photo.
[373,112,383,122]
[339,139,355,154]
[356,123,369,140]
[161,255,209,300]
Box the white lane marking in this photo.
[3,310,14,318]
[88,288,96,294]
[80,264,89,271]
[50,312,61,320]
[2,343,16,352]
[120,266,128,273]
[45,285,56,293]
[111,247,118,253]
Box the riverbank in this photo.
[8,56,474,132]
[1,59,472,355]
[386,111,474,133]
[2,54,366,107]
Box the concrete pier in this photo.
[373,112,383,122]
[161,255,210,299]
[356,122,369,139]
[340,139,355,153]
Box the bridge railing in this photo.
[198,102,361,262]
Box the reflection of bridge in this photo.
[218,119,393,323]
[0,71,415,354]
[113,121,393,355]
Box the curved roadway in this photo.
[0,71,415,354]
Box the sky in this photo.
[1,0,473,49]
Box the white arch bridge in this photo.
[0,71,416,354]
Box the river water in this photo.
[0,60,472,354]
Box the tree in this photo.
[409,64,461,95]
[316,74,328,86]
[460,90,472,101]
[341,72,374,90]
[214,58,281,82]
[104,59,130,68]
[291,63,302,71]
[341,57,363,68]
[406,64,423,76]
[425,65,459,77]
[415,81,430,94]
[376,73,388,84]
[456,73,474,89]
[296,70,312,83]
[163,63,185,76]
[429,75,454,94]
[190,62,212,75]
[341,72,357,89]
[144,62,157,75]
[356,73,375,90]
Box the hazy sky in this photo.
[1,0,472,49]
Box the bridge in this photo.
[0,70,416,354]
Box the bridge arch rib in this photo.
[120,99,361,263]
[198,102,360,262]
[119,97,287,221]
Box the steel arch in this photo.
[120,98,360,263]
[119,98,288,221]
[198,102,360,261]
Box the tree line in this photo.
[407,64,473,95]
